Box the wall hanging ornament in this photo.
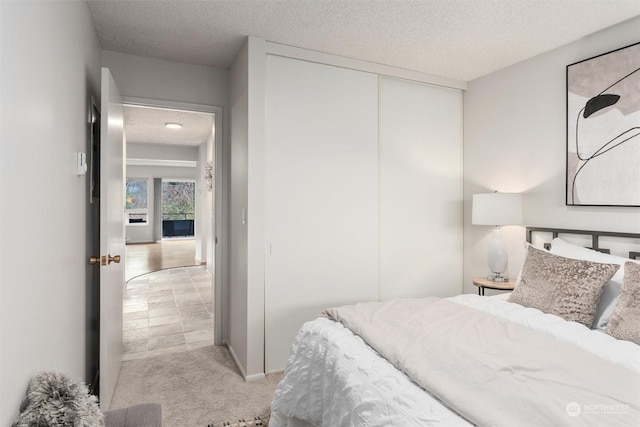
[205,161,213,192]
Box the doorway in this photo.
[119,98,224,359]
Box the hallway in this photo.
[123,266,213,361]
[123,239,213,361]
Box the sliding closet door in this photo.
[266,56,379,372]
[379,76,463,299]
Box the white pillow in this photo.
[549,238,639,331]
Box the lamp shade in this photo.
[472,193,523,226]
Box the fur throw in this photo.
[14,371,104,427]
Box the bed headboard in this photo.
[526,227,640,259]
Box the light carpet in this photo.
[110,345,283,426]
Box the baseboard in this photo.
[226,343,247,379]
[226,343,265,382]
[245,372,266,382]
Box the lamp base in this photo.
[487,273,509,282]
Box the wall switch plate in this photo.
[77,152,87,175]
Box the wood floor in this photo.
[125,239,198,281]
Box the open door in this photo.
[97,68,125,409]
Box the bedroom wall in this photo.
[0,1,102,424]
[463,16,640,295]
[101,51,229,108]
[228,39,251,377]
[229,38,270,380]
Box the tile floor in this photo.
[123,266,214,360]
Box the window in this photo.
[125,178,149,225]
[162,180,195,237]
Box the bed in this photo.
[270,227,640,426]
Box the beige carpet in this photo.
[110,345,283,426]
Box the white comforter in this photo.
[270,295,640,427]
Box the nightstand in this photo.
[472,278,516,296]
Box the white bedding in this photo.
[271,316,470,427]
[453,294,640,373]
[270,295,640,426]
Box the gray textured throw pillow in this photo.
[508,246,619,327]
[606,262,640,345]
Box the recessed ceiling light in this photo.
[165,122,182,129]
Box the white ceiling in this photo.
[124,105,214,146]
[89,0,640,146]
[88,0,640,82]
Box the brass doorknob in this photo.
[89,256,101,265]
[108,254,121,265]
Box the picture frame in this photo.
[566,41,640,207]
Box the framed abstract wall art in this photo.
[566,42,640,207]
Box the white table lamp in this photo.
[472,192,523,282]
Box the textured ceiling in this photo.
[88,0,640,82]
[92,0,640,146]
[124,106,214,146]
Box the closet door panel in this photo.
[379,76,463,300]
[266,56,379,372]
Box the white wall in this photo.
[0,1,102,424]
[127,165,197,180]
[228,40,250,376]
[128,142,199,161]
[102,51,229,108]
[463,17,640,295]
[195,136,214,265]
[245,39,269,380]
